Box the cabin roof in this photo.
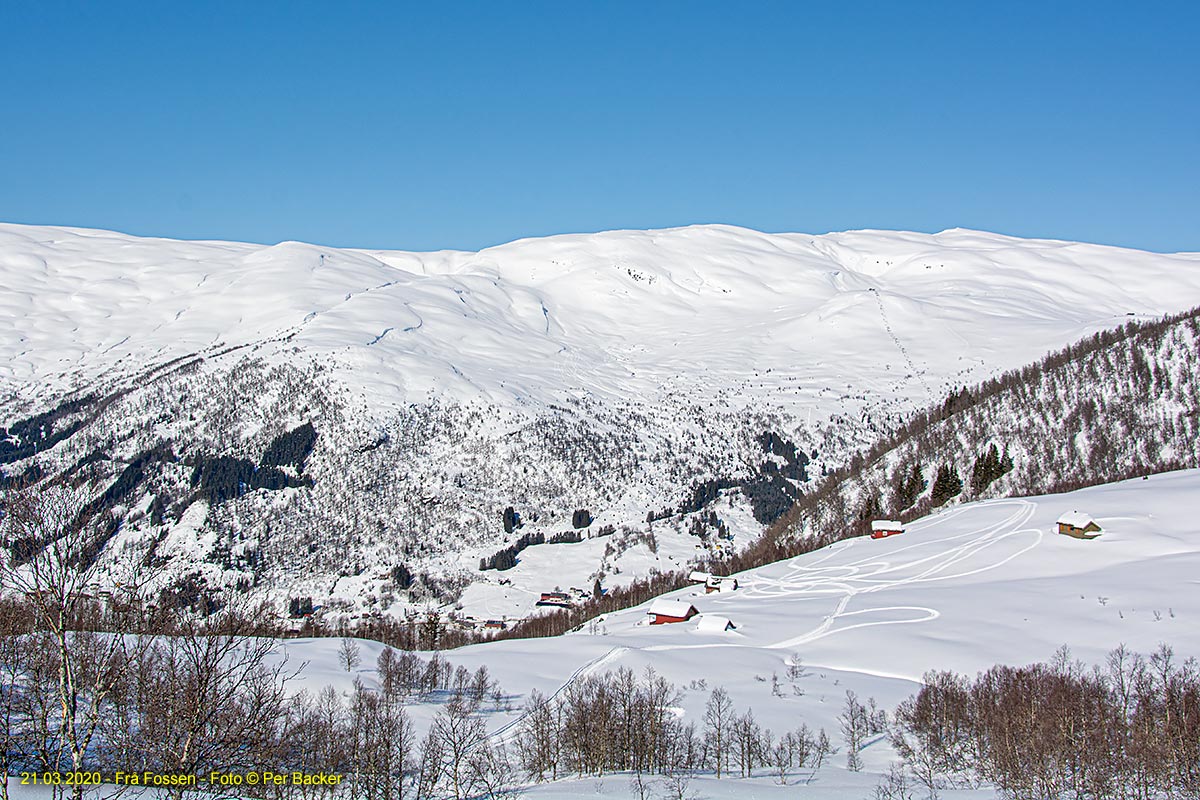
[1056,511,1099,528]
[648,598,697,618]
[695,614,736,632]
[871,519,905,531]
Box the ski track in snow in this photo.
[495,499,1041,736]
[488,645,631,743]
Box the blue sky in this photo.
[2,1,1197,252]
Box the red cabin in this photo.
[647,598,699,625]
[870,519,905,539]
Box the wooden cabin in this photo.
[870,519,905,539]
[1056,512,1102,539]
[483,619,507,630]
[689,570,713,584]
[647,598,699,625]
[537,591,572,608]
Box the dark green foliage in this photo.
[940,386,975,419]
[0,393,95,465]
[571,508,592,528]
[99,444,175,507]
[970,443,1013,495]
[480,526,585,571]
[688,510,729,539]
[647,507,675,524]
[756,431,810,481]
[259,422,317,471]
[391,563,414,590]
[856,490,883,524]
[502,505,518,534]
[742,471,801,524]
[480,531,546,571]
[148,494,168,526]
[930,463,963,507]
[592,578,603,599]
[189,455,311,505]
[891,462,926,511]
[676,477,737,515]
[191,457,256,504]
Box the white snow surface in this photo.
[268,469,1200,798]
[3,222,1198,416]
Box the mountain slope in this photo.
[274,469,1200,798]
[2,222,1199,622]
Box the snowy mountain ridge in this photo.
[2,221,1199,623]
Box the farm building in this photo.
[704,576,739,593]
[537,591,572,608]
[484,619,507,630]
[689,571,713,584]
[695,615,736,632]
[870,519,905,539]
[647,598,699,625]
[1057,512,1102,539]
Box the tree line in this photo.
[511,666,836,791]
[888,645,1200,799]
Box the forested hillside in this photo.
[743,305,1200,567]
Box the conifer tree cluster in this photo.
[970,443,1013,495]
[929,463,963,507]
[890,462,926,511]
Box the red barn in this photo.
[871,519,905,539]
[647,598,699,625]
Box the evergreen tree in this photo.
[891,462,926,511]
[930,463,963,507]
[970,443,1014,495]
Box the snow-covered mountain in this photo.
[2,222,1198,621]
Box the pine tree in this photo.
[930,463,963,507]
[891,462,926,511]
[970,444,1014,495]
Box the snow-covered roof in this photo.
[871,519,905,531]
[689,571,713,583]
[648,598,697,618]
[1057,511,1099,528]
[695,615,736,633]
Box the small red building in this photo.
[537,591,572,608]
[871,519,905,539]
[647,598,699,625]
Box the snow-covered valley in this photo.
[157,470,1200,797]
